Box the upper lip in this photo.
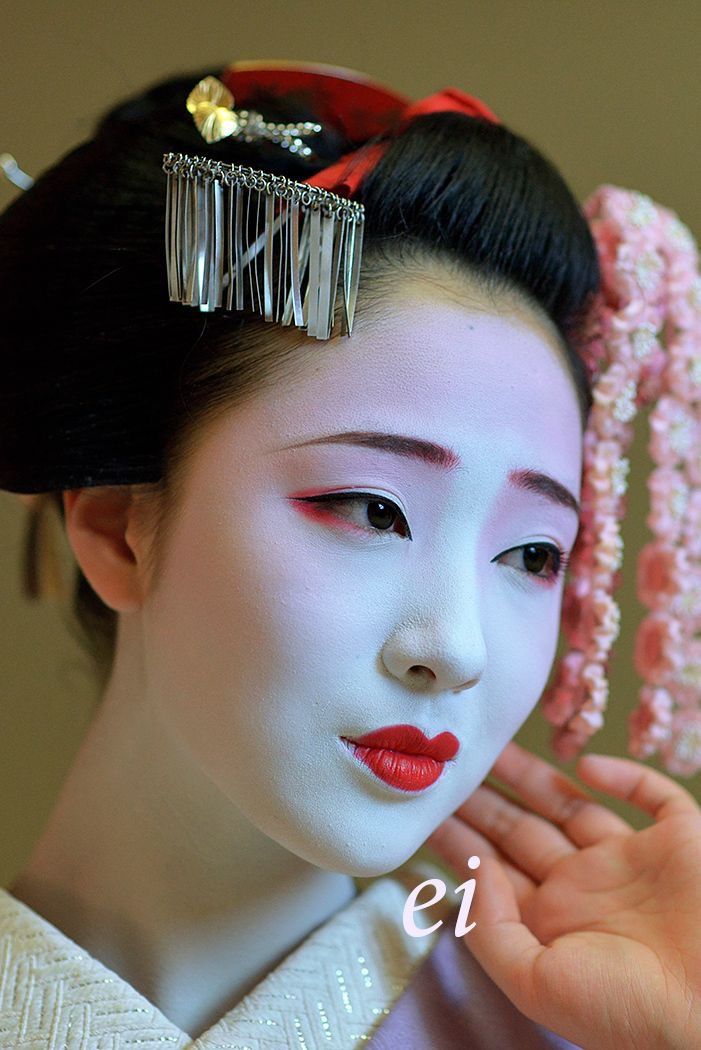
[344,724,460,761]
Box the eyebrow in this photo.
[281,430,580,516]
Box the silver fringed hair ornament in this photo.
[162,153,364,339]
[161,71,504,340]
[163,73,367,340]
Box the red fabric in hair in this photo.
[221,61,500,198]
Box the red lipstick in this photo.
[341,724,460,792]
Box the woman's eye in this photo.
[295,492,412,539]
[293,498,566,581]
[497,543,570,584]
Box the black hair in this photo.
[0,64,600,680]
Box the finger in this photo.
[464,853,545,1023]
[489,740,634,847]
[425,814,535,906]
[576,753,700,822]
[453,784,576,883]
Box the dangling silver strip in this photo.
[290,200,303,326]
[280,199,297,327]
[173,172,184,303]
[264,192,274,321]
[199,177,212,308]
[184,176,199,305]
[174,173,185,303]
[192,176,202,306]
[167,171,176,300]
[346,218,364,336]
[210,177,224,309]
[234,183,244,309]
[165,170,174,297]
[166,170,182,302]
[245,184,255,315]
[300,209,312,329]
[276,197,287,322]
[180,176,190,303]
[341,216,355,336]
[298,210,312,327]
[306,207,322,337]
[253,186,264,317]
[196,177,208,305]
[225,179,234,310]
[325,210,346,340]
[316,211,336,340]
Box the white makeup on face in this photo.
[141,275,583,878]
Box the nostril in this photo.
[408,665,436,685]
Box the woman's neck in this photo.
[9,618,357,1039]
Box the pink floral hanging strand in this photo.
[541,185,701,778]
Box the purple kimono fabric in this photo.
[366,911,583,1049]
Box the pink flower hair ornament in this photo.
[541,186,701,779]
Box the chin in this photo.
[288,828,423,878]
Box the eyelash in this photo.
[296,492,570,585]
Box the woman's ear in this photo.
[62,486,153,613]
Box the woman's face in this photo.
[141,274,584,876]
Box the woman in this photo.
[0,61,699,1048]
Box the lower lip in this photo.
[342,739,448,791]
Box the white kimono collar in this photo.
[0,861,453,1048]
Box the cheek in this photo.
[443,600,563,806]
[482,586,564,730]
[141,497,383,742]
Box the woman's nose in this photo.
[380,590,488,696]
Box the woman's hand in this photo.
[425,741,701,1050]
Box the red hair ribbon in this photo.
[305,87,501,197]
[221,61,500,198]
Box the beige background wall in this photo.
[1,1,700,885]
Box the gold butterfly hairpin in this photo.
[186,75,323,157]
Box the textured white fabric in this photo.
[0,863,452,1048]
